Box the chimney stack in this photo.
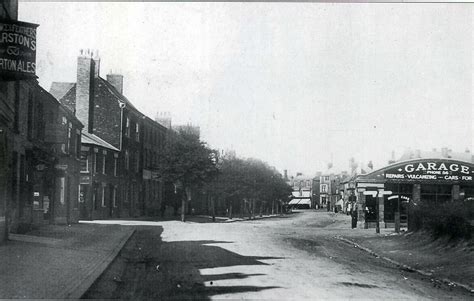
[107,74,124,94]
[76,49,96,133]
[0,1,18,20]
[155,112,172,129]
[367,161,373,170]
[415,149,421,158]
[441,147,449,158]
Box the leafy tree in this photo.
[156,129,218,221]
[208,154,292,219]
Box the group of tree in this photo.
[206,153,293,220]
[156,128,292,221]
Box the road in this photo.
[84,211,471,300]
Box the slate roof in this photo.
[50,82,75,101]
[97,77,139,112]
[50,77,141,114]
[398,149,472,163]
[81,132,119,151]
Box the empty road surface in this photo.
[84,211,471,300]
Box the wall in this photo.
[92,80,122,148]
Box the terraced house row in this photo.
[50,50,169,221]
[0,46,181,243]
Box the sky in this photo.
[19,2,473,176]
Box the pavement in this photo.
[322,211,474,293]
[0,223,135,299]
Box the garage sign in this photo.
[384,160,474,182]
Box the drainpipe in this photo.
[118,101,126,151]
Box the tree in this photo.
[208,155,292,219]
[156,129,218,221]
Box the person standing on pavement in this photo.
[351,205,358,229]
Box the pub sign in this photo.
[0,19,38,80]
[384,160,474,182]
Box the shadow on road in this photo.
[84,226,282,300]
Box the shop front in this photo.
[354,159,474,230]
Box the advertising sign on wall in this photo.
[384,160,473,182]
[0,19,39,80]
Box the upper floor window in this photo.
[321,184,328,193]
[125,117,130,137]
[27,90,34,139]
[93,150,99,174]
[13,82,19,133]
[135,151,140,172]
[76,130,81,158]
[135,123,140,141]
[66,123,72,154]
[80,151,89,173]
[114,156,118,177]
[102,151,107,174]
[125,150,129,170]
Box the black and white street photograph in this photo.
[0,1,473,299]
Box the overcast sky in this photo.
[19,3,473,176]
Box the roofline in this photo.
[356,157,474,182]
[82,132,120,151]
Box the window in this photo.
[66,122,72,154]
[27,90,34,139]
[60,177,65,204]
[13,82,19,132]
[102,151,107,174]
[93,152,98,174]
[114,157,118,177]
[125,117,130,137]
[135,151,140,172]
[112,186,117,207]
[125,150,129,170]
[321,184,328,193]
[80,151,89,172]
[135,123,140,141]
[93,184,99,210]
[421,184,452,203]
[101,185,106,207]
[78,184,85,203]
[35,102,44,140]
[76,131,81,158]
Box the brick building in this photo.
[0,79,83,236]
[50,50,167,219]
[79,132,119,220]
[141,116,167,216]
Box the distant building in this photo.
[172,124,200,138]
[288,173,313,209]
[312,172,322,208]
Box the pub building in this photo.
[353,158,474,229]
